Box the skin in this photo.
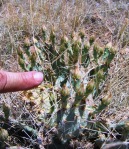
[0,71,43,93]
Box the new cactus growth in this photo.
[79,29,85,40]
[17,27,116,143]
[95,92,112,113]
[0,128,8,148]
[0,128,8,141]
[93,43,104,63]
[89,36,95,46]
[42,24,47,41]
[3,103,10,120]
[24,37,31,47]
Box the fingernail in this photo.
[33,72,43,83]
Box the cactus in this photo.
[0,128,8,148]
[17,27,116,143]
[3,103,10,120]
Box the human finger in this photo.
[0,71,43,93]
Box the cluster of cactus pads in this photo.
[17,26,116,143]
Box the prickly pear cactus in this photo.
[17,26,116,142]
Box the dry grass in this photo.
[0,0,128,53]
[0,0,129,148]
[0,0,90,53]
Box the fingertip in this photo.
[0,71,44,93]
[33,72,43,84]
